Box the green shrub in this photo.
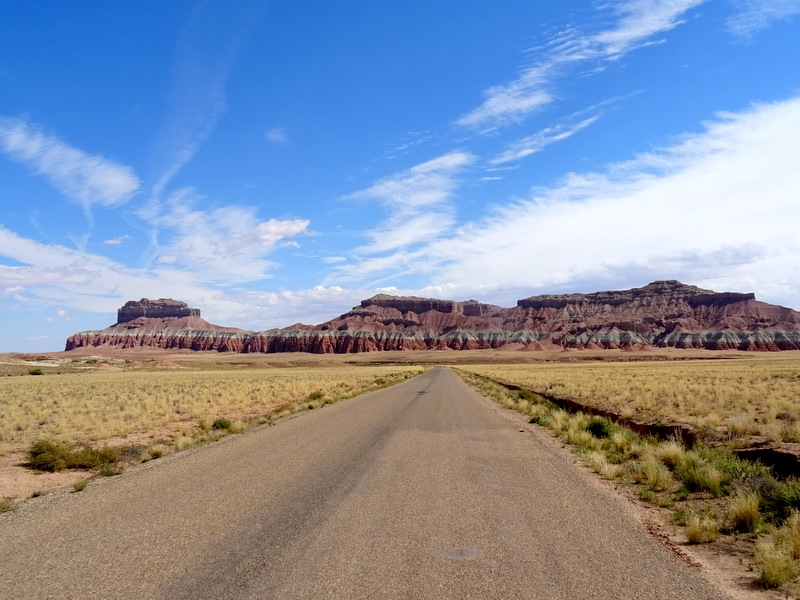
[28,367,43,375]
[212,418,232,431]
[28,440,120,472]
[694,445,772,481]
[586,416,614,438]
[67,446,120,469]
[761,479,800,521]
[638,488,655,502]
[28,440,70,472]
[674,452,729,496]
[529,415,548,426]
[98,462,122,477]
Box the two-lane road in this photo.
[0,368,727,599]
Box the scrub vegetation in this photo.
[459,358,800,442]
[0,365,423,459]
[456,368,800,594]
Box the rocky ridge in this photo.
[65,282,800,353]
[66,299,253,352]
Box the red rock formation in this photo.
[65,299,252,352]
[65,282,800,353]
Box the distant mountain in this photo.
[66,281,800,353]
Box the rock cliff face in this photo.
[65,282,800,353]
[117,298,200,322]
[65,299,253,352]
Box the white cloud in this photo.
[152,188,310,282]
[490,116,600,165]
[727,0,800,37]
[331,97,800,310]
[265,127,287,144]
[0,117,140,210]
[456,0,707,131]
[456,65,554,131]
[103,235,131,246]
[342,152,474,259]
[0,223,274,322]
[4,89,800,348]
[157,255,177,264]
[595,0,707,58]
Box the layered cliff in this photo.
[65,282,800,353]
[65,299,253,352]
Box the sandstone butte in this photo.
[64,280,800,353]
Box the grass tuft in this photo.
[654,440,685,469]
[674,452,728,496]
[633,455,672,491]
[756,517,800,588]
[686,511,720,543]
[0,496,14,513]
[728,492,761,533]
[174,435,195,451]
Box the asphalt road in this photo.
[0,368,728,599]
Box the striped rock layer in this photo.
[65,281,800,353]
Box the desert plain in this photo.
[3,346,800,597]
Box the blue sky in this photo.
[1,0,799,352]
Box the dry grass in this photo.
[728,492,761,533]
[0,365,423,456]
[459,357,800,440]
[455,365,800,591]
[756,512,800,587]
[686,511,721,543]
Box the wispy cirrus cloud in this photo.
[456,0,707,132]
[265,127,288,145]
[341,152,474,261]
[147,0,262,205]
[0,117,140,212]
[595,0,707,58]
[3,98,799,347]
[490,116,600,165]
[727,0,800,37]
